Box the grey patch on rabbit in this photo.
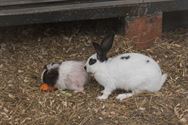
[146,60,150,63]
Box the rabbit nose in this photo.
[84,66,87,70]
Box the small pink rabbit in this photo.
[41,61,88,93]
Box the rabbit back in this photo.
[56,61,88,91]
[99,53,165,92]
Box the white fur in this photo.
[41,61,88,92]
[85,53,167,100]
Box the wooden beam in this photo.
[0,0,68,6]
[0,0,187,27]
[0,0,172,7]
[0,0,172,16]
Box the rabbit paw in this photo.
[97,95,108,100]
[116,93,133,101]
[74,90,85,94]
[97,88,113,100]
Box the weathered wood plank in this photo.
[0,0,187,27]
[0,0,172,16]
[0,0,171,6]
[0,6,133,26]
[0,0,50,5]
[0,0,110,6]
[0,0,67,6]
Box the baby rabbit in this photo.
[84,32,167,100]
[41,61,88,93]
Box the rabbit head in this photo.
[41,62,61,86]
[85,32,115,74]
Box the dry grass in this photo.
[0,21,187,125]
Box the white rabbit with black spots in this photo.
[84,32,167,101]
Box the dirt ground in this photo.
[0,20,188,125]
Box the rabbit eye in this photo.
[89,58,97,65]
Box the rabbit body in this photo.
[84,33,167,100]
[93,53,166,94]
[41,61,88,92]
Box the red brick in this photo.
[125,13,162,49]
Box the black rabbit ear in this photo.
[92,42,102,55]
[92,42,106,62]
[92,42,101,52]
[101,32,115,53]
